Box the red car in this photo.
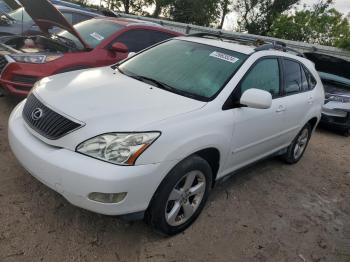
[0,0,181,97]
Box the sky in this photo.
[301,0,350,14]
[223,0,350,30]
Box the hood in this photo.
[17,0,90,49]
[33,67,205,132]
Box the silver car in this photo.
[0,5,102,36]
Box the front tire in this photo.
[282,123,312,164]
[145,155,212,236]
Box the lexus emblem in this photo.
[31,108,44,121]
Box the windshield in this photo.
[59,19,124,49]
[319,72,350,87]
[119,39,247,100]
[8,7,32,22]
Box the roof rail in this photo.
[255,41,306,57]
[189,32,306,58]
[188,32,266,46]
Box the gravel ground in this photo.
[0,96,349,262]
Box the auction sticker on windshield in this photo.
[90,32,104,41]
[210,51,239,64]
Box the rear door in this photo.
[278,58,315,142]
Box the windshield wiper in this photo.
[115,66,174,90]
[115,66,206,101]
[136,75,177,91]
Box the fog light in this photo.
[88,192,127,203]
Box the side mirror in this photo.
[110,42,128,53]
[240,88,272,109]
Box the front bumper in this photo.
[321,102,350,131]
[1,61,54,97]
[8,103,176,216]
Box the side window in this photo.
[300,65,309,91]
[241,58,280,97]
[61,12,73,24]
[148,31,175,45]
[115,30,153,52]
[72,13,93,24]
[283,59,302,95]
[304,67,317,90]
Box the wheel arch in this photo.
[307,117,319,131]
[193,147,220,187]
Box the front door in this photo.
[225,57,288,171]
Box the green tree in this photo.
[234,0,299,35]
[169,0,220,26]
[269,1,350,50]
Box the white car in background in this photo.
[8,34,324,235]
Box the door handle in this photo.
[276,105,286,113]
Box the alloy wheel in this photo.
[165,170,206,227]
[293,128,309,159]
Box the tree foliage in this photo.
[269,1,350,50]
[234,0,299,35]
[168,0,220,26]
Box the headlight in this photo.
[325,93,350,103]
[76,132,160,165]
[10,54,63,64]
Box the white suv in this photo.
[8,34,324,235]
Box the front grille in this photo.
[0,55,8,73]
[12,75,38,85]
[23,94,83,140]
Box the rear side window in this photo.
[283,59,302,94]
[304,67,317,90]
[301,65,309,91]
[241,58,280,97]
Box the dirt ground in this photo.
[0,95,349,262]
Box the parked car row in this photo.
[0,0,344,236]
[0,0,181,96]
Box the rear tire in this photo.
[145,155,212,236]
[282,123,312,164]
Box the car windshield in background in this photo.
[319,72,350,87]
[59,19,124,49]
[118,39,247,101]
[8,7,32,22]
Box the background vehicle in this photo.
[320,72,350,136]
[0,0,15,13]
[8,34,324,235]
[305,53,350,136]
[0,0,181,97]
[0,5,102,37]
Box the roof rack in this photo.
[255,42,306,57]
[188,32,306,58]
[188,32,266,46]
